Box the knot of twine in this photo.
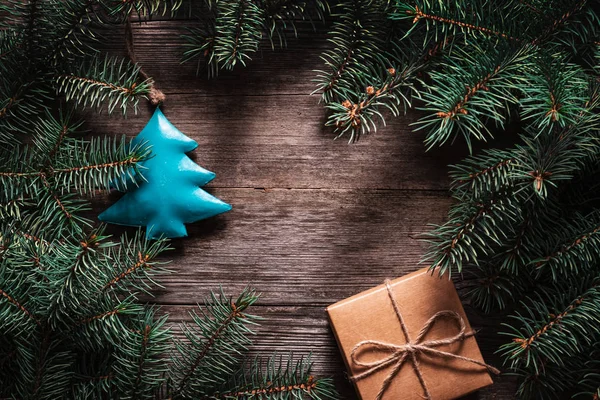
[349,280,500,400]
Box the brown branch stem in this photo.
[514,290,592,349]
[59,75,137,95]
[458,158,515,184]
[340,68,408,128]
[0,288,40,325]
[177,304,245,393]
[209,376,317,399]
[103,252,150,291]
[133,325,151,395]
[536,225,600,267]
[0,157,140,178]
[437,65,503,119]
[230,0,247,61]
[532,0,587,45]
[78,308,122,325]
[40,174,71,220]
[408,6,518,41]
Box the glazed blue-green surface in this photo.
[99,108,231,239]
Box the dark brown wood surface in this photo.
[90,19,517,399]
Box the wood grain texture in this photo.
[91,20,517,399]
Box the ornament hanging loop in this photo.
[125,18,165,106]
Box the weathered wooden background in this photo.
[90,17,517,399]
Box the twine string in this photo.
[349,280,500,400]
[125,19,165,106]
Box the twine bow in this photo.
[349,280,500,400]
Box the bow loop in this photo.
[351,340,406,369]
[415,310,474,349]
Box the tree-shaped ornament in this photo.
[99,108,231,238]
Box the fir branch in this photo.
[101,232,171,295]
[20,0,47,61]
[417,44,532,151]
[51,135,152,195]
[0,29,21,61]
[14,333,74,400]
[531,0,588,45]
[181,2,219,78]
[392,0,527,43]
[212,375,318,399]
[102,0,182,20]
[0,124,151,198]
[171,288,260,398]
[112,310,171,400]
[532,215,600,280]
[210,356,338,400]
[262,0,327,49]
[0,77,49,144]
[74,292,157,351]
[519,57,588,131]
[500,278,600,374]
[516,0,541,15]
[437,64,503,119]
[37,192,90,238]
[0,287,39,327]
[403,5,517,41]
[451,150,517,199]
[40,174,72,220]
[212,0,265,70]
[103,252,150,291]
[425,192,523,276]
[46,230,110,327]
[511,357,582,400]
[78,307,122,325]
[465,263,530,313]
[55,55,151,115]
[314,0,388,103]
[578,352,600,399]
[47,0,101,63]
[0,244,42,336]
[325,64,420,141]
[515,108,600,200]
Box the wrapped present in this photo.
[327,267,499,400]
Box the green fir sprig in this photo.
[182,0,328,77]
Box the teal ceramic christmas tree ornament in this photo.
[99,108,231,239]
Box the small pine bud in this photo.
[366,86,375,95]
[387,68,396,76]
[342,100,352,109]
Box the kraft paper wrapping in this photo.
[327,268,494,400]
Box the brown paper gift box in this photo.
[327,268,494,400]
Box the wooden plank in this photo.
[99,188,453,306]
[84,95,459,191]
